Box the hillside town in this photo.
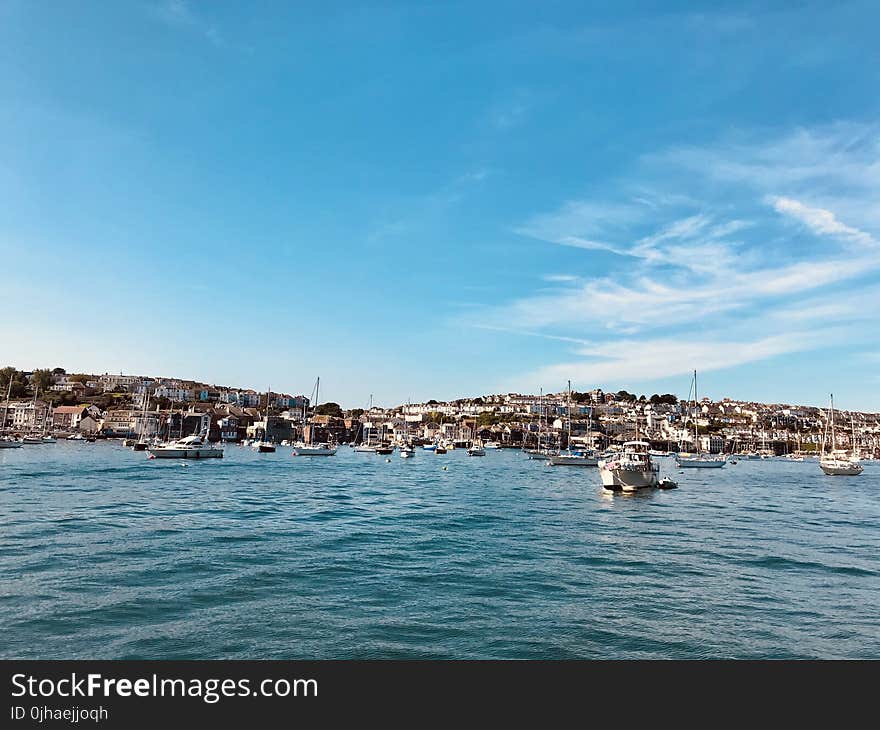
[2,366,879,457]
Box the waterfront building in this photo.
[101,409,138,436]
[6,400,51,432]
[51,405,91,430]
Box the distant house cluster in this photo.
[2,368,879,456]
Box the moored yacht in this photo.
[676,453,726,468]
[399,443,416,458]
[819,394,863,476]
[0,436,21,448]
[148,432,223,459]
[549,381,598,467]
[550,450,599,467]
[598,441,660,491]
[467,440,485,456]
[676,370,725,469]
[292,442,337,456]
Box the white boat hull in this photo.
[354,445,378,453]
[400,450,415,458]
[819,460,863,476]
[550,454,599,467]
[676,457,725,468]
[148,447,223,459]
[599,466,659,491]
[292,445,337,456]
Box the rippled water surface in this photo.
[2,442,878,658]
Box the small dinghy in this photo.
[658,477,678,490]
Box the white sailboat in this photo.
[550,381,599,467]
[252,389,277,452]
[675,370,725,469]
[0,377,21,447]
[819,394,863,476]
[524,387,556,459]
[354,394,380,452]
[292,377,337,456]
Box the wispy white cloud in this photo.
[482,122,880,389]
[768,196,878,247]
[506,329,840,387]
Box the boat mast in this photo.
[693,369,698,453]
[830,394,835,452]
[2,375,11,434]
[539,387,544,450]
[850,410,857,457]
[567,380,572,452]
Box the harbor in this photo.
[1,438,878,659]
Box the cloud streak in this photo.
[482,122,880,389]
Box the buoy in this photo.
[385,458,391,463]
[442,466,448,471]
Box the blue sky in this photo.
[2,1,879,409]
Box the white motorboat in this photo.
[819,394,863,476]
[599,441,660,491]
[0,437,21,449]
[21,435,44,444]
[354,444,378,453]
[422,443,437,451]
[42,435,57,443]
[399,444,416,458]
[292,442,337,456]
[148,433,223,459]
[252,440,276,453]
[467,443,486,456]
[483,441,501,449]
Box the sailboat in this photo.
[0,377,21,448]
[467,420,485,456]
[133,390,151,450]
[550,381,598,466]
[292,377,337,456]
[354,394,380,452]
[21,386,48,444]
[675,370,725,468]
[252,389,277,452]
[819,394,863,476]
[524,387,556,459]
